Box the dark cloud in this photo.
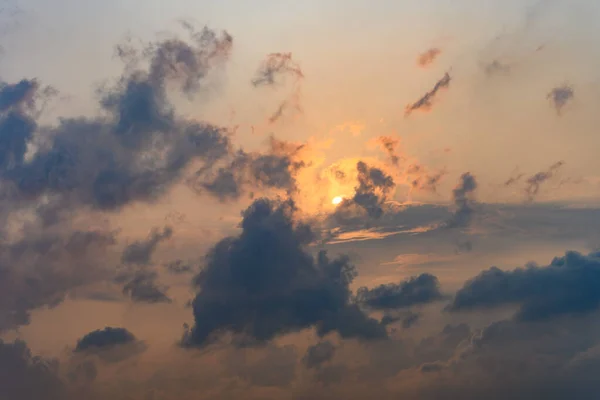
[524,161,564,201]
[182,198,386,347]
[303,341,336,369]
[74,327,146,363]
[447,250,600,321]
[356,273,444,310]
[404,72,451,116]
[122,270,172,304]
[0,339,66,400]
[195,136,307,201]
[121,226,173,265]
[334,161,395,221]
[417,48,442,68]
[446,172,478,228]
[75,327,137,352]
[1,25,233,214]
[547,85,574,115]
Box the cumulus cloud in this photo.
[447,250,600,321]
[404,72,451,116]
[182,198,386,347]
[356,273,444,310]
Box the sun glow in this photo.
[332,196,344,205]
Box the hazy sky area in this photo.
[3,1,600,399]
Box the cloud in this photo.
[252,53,304,125]
[334,161,395,220]
[182,198,386,347]
[377,136,401,166]
[121,226,173,265]
[74,327,147,362]
[356,273,444,310]
[121,270,172,304]
[524,161,564,201]
[447,250,600,321]
[547,85,574,115]
[0,339,66,400]
[303,341,336,369]
[0,228,118,333]
[251,52,304,87]
[195,136,308,202]
[417,48,441,68]
[446,172,478,228]
[2,25,233,215]
[404,72,451,116]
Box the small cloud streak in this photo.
[405,72,452,116]
[417,48,441,68]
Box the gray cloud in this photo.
[524,161,564,201]
[194,136,307,201]
[251,52,304,87]
[2,25,233,215]
[0,228,118,333]
[547,85,574,115]
[121,270,172,304]
[334,161,395,221]
[121,226,173,265]
[74,327,147,363]
[0,339,66,400]
[182,198,386,347]
[356,273,444,310]
[446,172,478,228]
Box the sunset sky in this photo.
[3,1,600,399]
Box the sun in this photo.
[332,196,344,205]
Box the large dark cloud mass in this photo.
[448,250,600,321]
[183,198,386,347]
[1,25,233,215]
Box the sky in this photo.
[2,0,600,399]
